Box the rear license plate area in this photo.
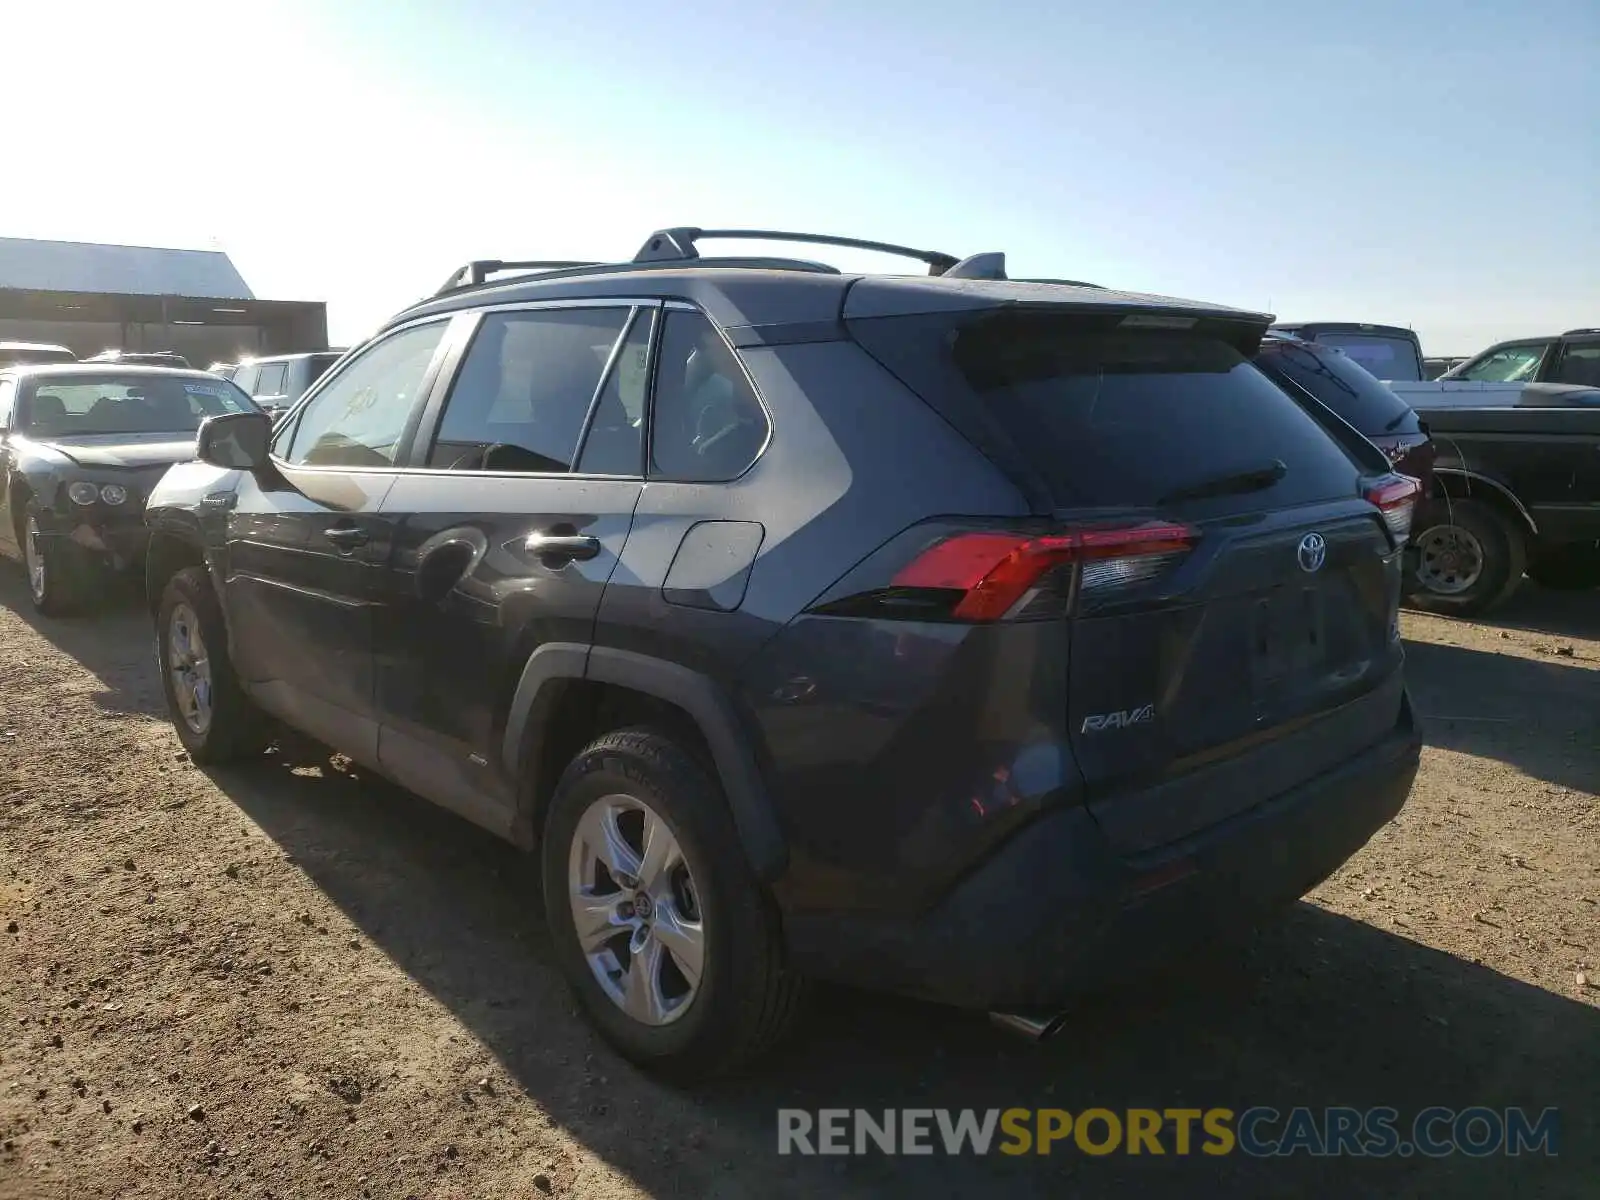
[1249,585,1329,693]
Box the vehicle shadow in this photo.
[0,563,160,718]
[1407,583,1600,643]
[3,553,1595,1197]
[1403,636,1597,794]
[209,747,1599,1200]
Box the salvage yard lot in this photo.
[0,575,1595,1199]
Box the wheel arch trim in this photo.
[1427,468,1538,536]
[502,643,789,881]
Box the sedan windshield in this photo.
[20,375,257,437]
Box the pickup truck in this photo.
[1390,328,1600,409]
[1407,383,1600,612]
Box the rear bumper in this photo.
[783,690,1422,1009]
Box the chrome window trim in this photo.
[267,296,774,483]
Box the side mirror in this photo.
[197,411,272,470]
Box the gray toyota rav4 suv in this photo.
[144,228,1423,1078]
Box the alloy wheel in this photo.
[167,602,214,735]
[24,516,46,603]
[567,794,705,1026]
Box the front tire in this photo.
[1406,498,1528,616]
[22,502,88,617]
[156,566,270,762]
[541,728,805,1080]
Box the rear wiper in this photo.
[1381,410,1412,431]
[1158,459,1287,505]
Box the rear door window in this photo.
[1552,339,1600,387]
[850,311,1362,513]
[1255,340,1418,434]
[231,363,259,394]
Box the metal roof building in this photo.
[0,237,327,367]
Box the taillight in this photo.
[1365,474,1420,546]
[890,521,1196,621]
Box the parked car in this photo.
[0,341,76,368]
[1254,331,1436,491]
[1388,328,1600,410]
[1405,387,1600,610]
[1269,322,1426,382]
[144,228,1423,1078]
[85,350,194,369]
[230,351,345,420]
[0,364,260,614]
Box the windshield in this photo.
[1309,333,1423,382]
[20,375,257,437]
[1450,342,1549,383]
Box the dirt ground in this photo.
[0,569,1595,1200]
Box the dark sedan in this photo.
[0,365,259,614]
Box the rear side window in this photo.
[254,361,288,396]
[649,310,769,482]
[1308,332,1422,382]
[1255,340,1419,435]
[850,312,1363,512]
[1552,340,1600,387]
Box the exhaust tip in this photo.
[989,1009,1069,1041]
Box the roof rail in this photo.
[1017,277,1105,289]
[435,259,600,297]
[632,227,964,275]
[1561,327,1599,336]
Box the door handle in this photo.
[525,532,601,563]
[324,524,370,552]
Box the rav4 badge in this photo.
[1081,704,1155,733]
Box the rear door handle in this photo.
[525,532,601,563]
[324,524,370,552]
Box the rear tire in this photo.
[1405,498,1527,616]
[541,727,806,1080]
[1526,542,1600,591]
[156,566,270,763]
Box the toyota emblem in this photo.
[1297,532,1327,573]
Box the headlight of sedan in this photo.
[66,481,132,506]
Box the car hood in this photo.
[32,433,196,469]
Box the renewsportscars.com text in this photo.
[777,1106,1560,1158]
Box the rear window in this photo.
[1305,332,1422,382]
[849,311,1363,512]
[1255,340,1419,435]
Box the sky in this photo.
[5,0,1596,354]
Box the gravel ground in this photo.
[0,568,1595,1200]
